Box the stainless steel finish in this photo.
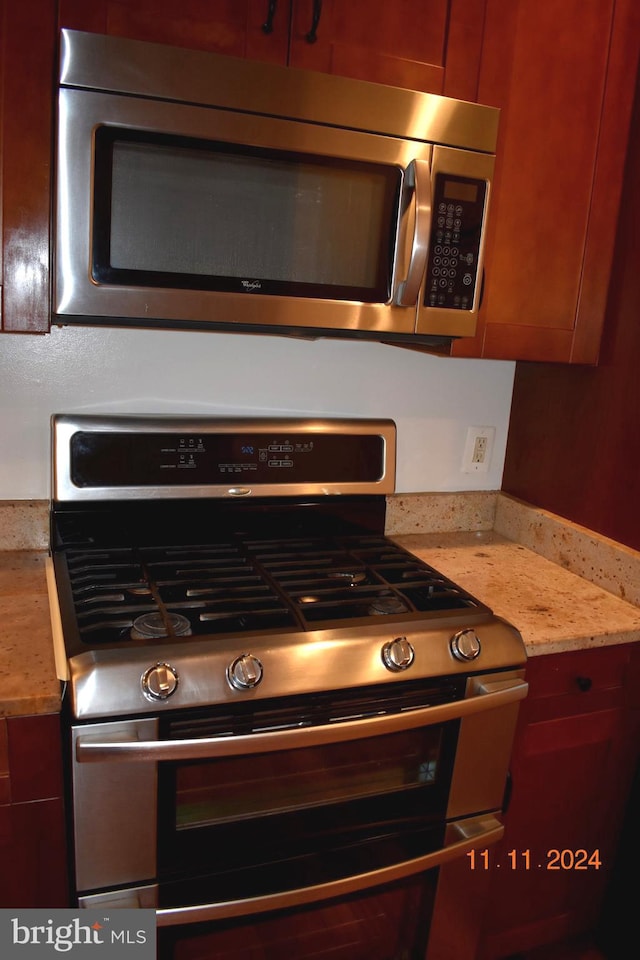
[381,636,415,671]
[55,85,428,334]
[447,671,525,821]
[72,719,158,892]
[59,29,499,153]
[450,628,482,661]
[52,415,396,502]
[156,813,504,926]
[78,813,504,924]
[70,674,524,895]
[67,616,526,721]
[74,676,528,763]
[226,654,263,691]
[141,663,179,701]
[56,413,526,957]
[54,29,498,341]
[394,160,432,306]
[79,884,158,910]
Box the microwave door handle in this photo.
[394,159,432,306]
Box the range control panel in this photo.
[425,173,487,311]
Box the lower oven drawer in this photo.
[80,814,503,960]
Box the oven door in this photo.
[72,672,526,959]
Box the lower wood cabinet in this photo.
[0,713,69,907]
[478,644,640,958]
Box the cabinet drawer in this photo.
[526,646,631,697]
[522,645,633,724]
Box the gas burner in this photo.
[326,570,367,586]
[368,595,410,616]
[130,612,192,640]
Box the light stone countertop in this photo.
[0,551,62,717]
[2,492,640,717]
[392,530,640,656]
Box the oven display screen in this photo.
[70,432,385,487]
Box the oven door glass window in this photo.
[157,721,458,908]
[92,128,401,304]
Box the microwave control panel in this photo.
[425,174,487,311]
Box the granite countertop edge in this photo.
[2,493,640,718]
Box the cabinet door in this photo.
[58,0,291,63]
[452,0,640,363]
[0,799,68,907]
[479,646,639,958]
[0,714,69,907]
[0,0,55,332]
[288,0,486,100]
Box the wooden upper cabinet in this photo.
[0,0,56,332]
[452,0,640,364]
[57,0,291,64]
[58,0,486,97]
[288,0,486,101]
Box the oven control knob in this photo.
[382,637,415,672]
[450,629,481,662]
[227,654,263,690]
[141,662,179,700]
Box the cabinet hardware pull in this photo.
[262,0,278,34]
[306,0,323,43]
[576,676,592,692]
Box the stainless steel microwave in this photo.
[54,29,498,346]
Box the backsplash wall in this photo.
[0,325,514,499]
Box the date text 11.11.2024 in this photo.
[467,849,602,871]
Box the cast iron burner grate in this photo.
[60,535,487,647]
[61,536,490,646]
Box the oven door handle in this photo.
[75,676,527,762]
[153,811,504,925]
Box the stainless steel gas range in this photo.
[47,415,527,960]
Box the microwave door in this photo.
[55,88,430,337]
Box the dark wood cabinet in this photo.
[0,0,56,332]
[57,0,291,63]
[287,0,486,101]
[453,0,640,364]
[0,713,69,907]
[479,644,640,958]
[57,0,485,98]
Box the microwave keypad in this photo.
[425,174,487,311]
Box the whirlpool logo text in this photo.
[0,911,156,958]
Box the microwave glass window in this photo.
[93,129,401,303]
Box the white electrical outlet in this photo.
[462,426,495,473]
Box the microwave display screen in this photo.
[443,180,478,204]
[92,128,401,304]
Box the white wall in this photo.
[0,325,515,499]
